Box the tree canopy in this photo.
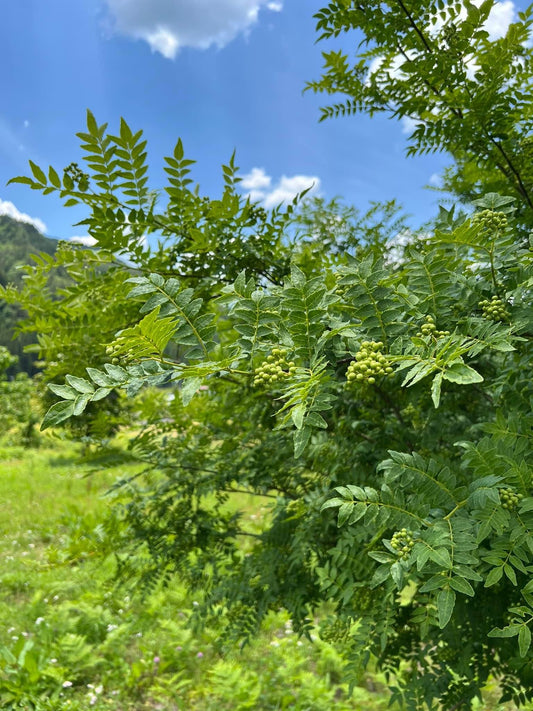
[307,0,533,225]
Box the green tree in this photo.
[306,0,533,225]
[7,113,533,707]
[3,3,533,705]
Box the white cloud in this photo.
[429,0,515,40]
[366,52,414,85]
[429,172,443,187]
[241,167,271,191]
[0,200,47,233]
[480,0,515,40]
[241,169,320,207]
[262,175,320,208]
[69,235,97,247]
[104,0,283,59]
[23,120,30,129]
[385,229,432,266]
[145,28,179,60]
[401,116,420,135]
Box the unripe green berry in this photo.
[346,341,392,387]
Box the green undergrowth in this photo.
[0,439,529,710]
[0,439,393,710]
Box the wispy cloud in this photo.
[0,199,47,233]
[104,0,283,59]
[240,168,320,208]
[483,0,515,40]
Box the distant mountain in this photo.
[0,216,58,374]
[0,215,57,283]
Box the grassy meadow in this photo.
[0,438,396,710]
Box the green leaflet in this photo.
[40,401,75,430]
[281,266,329,363]
[442,362,483,385]
[437,588,456,629]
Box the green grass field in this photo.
[0,439,527,710]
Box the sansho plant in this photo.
[2,0,533,706]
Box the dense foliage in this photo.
[6,115,533,708]
[0,217,58,375]
[307,0,533,225]
[2,2,533,709]
[0,346,36,446]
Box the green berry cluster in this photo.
[64,162,90,192]
[479,296,510,322]
[106,342,134,365]
[391,529,414,560]
[346,341,393,386]
[500,488,523,511]
[334,273,346,297]
[471,209,508,233]
[416,315,450,339]
[319,618,351,644]
[253,348,296,387]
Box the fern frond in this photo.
[323,484,431,530]
[224,272,278,357]
[403,248,457,317]
[42,361,168,429]
[275,359,334,457]
[76,109,120,196]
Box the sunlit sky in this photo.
[0,0,522,240]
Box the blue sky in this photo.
[0,0,520,240]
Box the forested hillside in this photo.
[0,216,57,374]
